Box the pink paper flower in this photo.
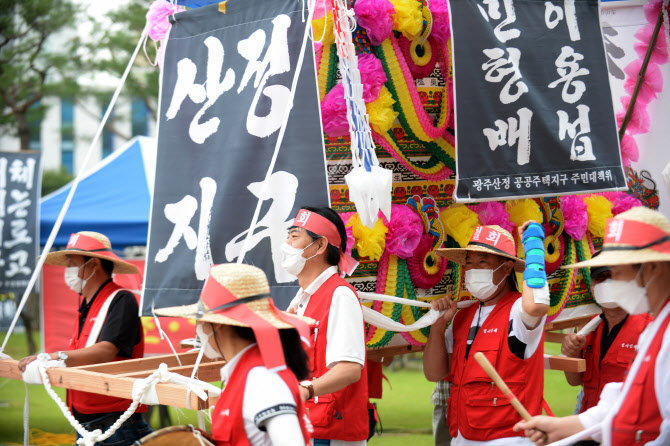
[643,0,665,25]
[429,0,451,45]
[616,95,650,135]
[146,0,183,42]
[321,83,349,137]
[560,195,588,241]
[354,0,395,46]
[634,24,669,66]
[385,205,423,258]
[610,191,642,215]
[620,133,639,167]
[623,59,664,104]
[310,0,332,20]
[467,201,514,235]
[358,53,388,103]
[339,212,357,256]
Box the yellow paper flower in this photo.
[367,86,398,134]
[440,204,481,248]
[390,0,424,40]
[584,195,613,238]
[312,12,335,46]
[506,199,543,228]
[349,213,388,261]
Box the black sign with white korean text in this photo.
[143,0,329,313]
[0,151,41,328]
[449,0,626,201]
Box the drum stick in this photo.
[576,317,601,337]
[473,352,532,421]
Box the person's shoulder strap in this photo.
[85,288,130,348]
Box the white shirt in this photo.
[288,266,367,446]
[219,344,304,446]
[289,266,366,368]
[445,297,546,446]
[578,302,670,445]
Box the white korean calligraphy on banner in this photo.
[0,152,40,323]
[225,171,299,284]
[155,177,216,280]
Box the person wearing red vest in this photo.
[561,255,651,446]
[514,206,670,446]
[17,231,151,445]
[283,206,369,446]
[424,223,551,445]
[157,263,314,445]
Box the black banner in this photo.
[449,0,626,201]
[0,151,41,328]
[143,0,329,313]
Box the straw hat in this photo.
[42,231,138,274]
[436,225,525,272]
[156,263,314,329]
[565,206,670,269]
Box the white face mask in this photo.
[196,323,223,360]
[464,262,506,301]
[64,259,94,294]
[608,267,653,315]
[592,280,619,309]
[280,239,318,276]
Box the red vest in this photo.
[447,292,544,441]
[611,301,669,444]
[580,314,651,413]
[67,281,146,414]
[211,345,310,446]
[303,274,369,441]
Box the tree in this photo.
[0,0,79,355]
[0,0,80,152]
[77,0,159,140]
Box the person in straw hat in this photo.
[282,206,369,445]
[514,206,670,446]
[17,231,152,444]
[560,251,651,446]
[157,263,314,445]
[423,222,551,445]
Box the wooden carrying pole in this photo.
[473,351,532,421]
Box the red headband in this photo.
[200,274,311,372]
[469,226,516,257]
[67,233,108,251]
[292,209,358,276]
[603,219,670,254]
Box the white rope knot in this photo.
[22,354,65,385]
[77,429,103,446]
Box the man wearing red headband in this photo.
[515,207,670,445]
[282,207,369,446]
[560,254,651,446]
[18,231,151,444]
[424,222,550,445]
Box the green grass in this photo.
[0,333,579,445]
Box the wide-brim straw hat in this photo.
[436,225,525,272]
[42,231,138,274]
[156,263,314,329]
[565,206,670,269]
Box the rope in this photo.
[34,355,220,446]
[359,291,476,332]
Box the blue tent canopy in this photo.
[40,137,156,248]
